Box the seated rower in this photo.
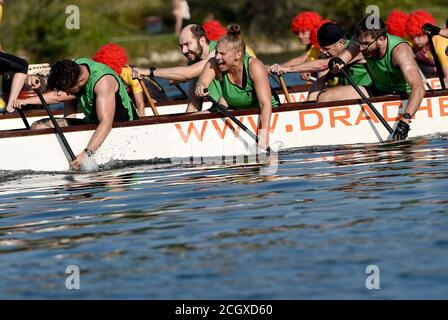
[405,10,448,86]
[195,24,279,150]
[11,58,138,170]
[132,24,257,113]
[93,43,146,117]
[269,11,323,82]
[1,52,38,113]
[385,10,411,41]
[323,16,425,141]
[421,19,448,63]
[202,20,227,41]
[270,22,373,101]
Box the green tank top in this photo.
[341,40,373,87]
[188,41,222,101]
[365,34,411,94]
[75,57,136,123]
[220,54,279,110]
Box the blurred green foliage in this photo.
[1,0,447,63]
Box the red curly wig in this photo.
[386,10,409,38]
[406,10,436,37]
[203,20,227,41]
[291,11,322,34]
[310,19,334,49]
[92,43,128,75]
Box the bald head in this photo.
[180,24,209,43]
[178,24,209,62]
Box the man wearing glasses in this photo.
[320,16,425,141]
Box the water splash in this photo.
[80,156,99,172]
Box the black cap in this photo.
[317,22,344,47]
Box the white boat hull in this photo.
[1,90,448,172]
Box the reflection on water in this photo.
[0,135,448,299]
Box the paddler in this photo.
[324,16,425,141]
[424,17,448,39]
[270,22,373,101]
[10,58,139,170]
[132,24,257,113]
[269,11,323,82]
[93,43,146,117]
[405,10,448,85]
[1,52,41,114]
[194,24,279,150]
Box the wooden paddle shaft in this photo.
[278,75,292,103]
[139,79,159,116]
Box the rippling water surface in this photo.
[1,136,448,299]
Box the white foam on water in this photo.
[80,156,99,172]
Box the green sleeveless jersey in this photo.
[365,34,411,94]
[341,40,373,87]
[189,41,222,101]
[220,54,279,110]
[75,57,136,124]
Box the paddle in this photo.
[204,89,272,153]
[17,109,30,129]
[269,73,281,86]
[34,85,76,161]
[417,66,433,90]
[329,57,394,134]
[139,79,159,116]
[427,34,446,90]
[278,75,292,103]
[168,81,188,99]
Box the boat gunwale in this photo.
[1,89,447,139]
[2,84,312,120]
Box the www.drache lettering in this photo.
[174,96,448,143]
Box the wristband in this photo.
[149,66,156,78]
[403,112,412,120]
[84,148,94,157]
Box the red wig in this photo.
[203,20,227,41]
[291,11,322,34]
[310,19,334,49]
[386,10,409,38]
[406,10,436,37]
[92,43,128,75]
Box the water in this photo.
[1,136,448,299]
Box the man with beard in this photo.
[132,24,256,112]
[322,16,425,141]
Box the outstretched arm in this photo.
[8,89,76,113]
[70,75,117,170]
[250,58,273,149]
[328,41,361,73]
[271,50,365,75]
[440,28,448,38]
[392,43,425,118]
[133,59,208,82]
[195,58,218,97]
[272,58,330,74]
